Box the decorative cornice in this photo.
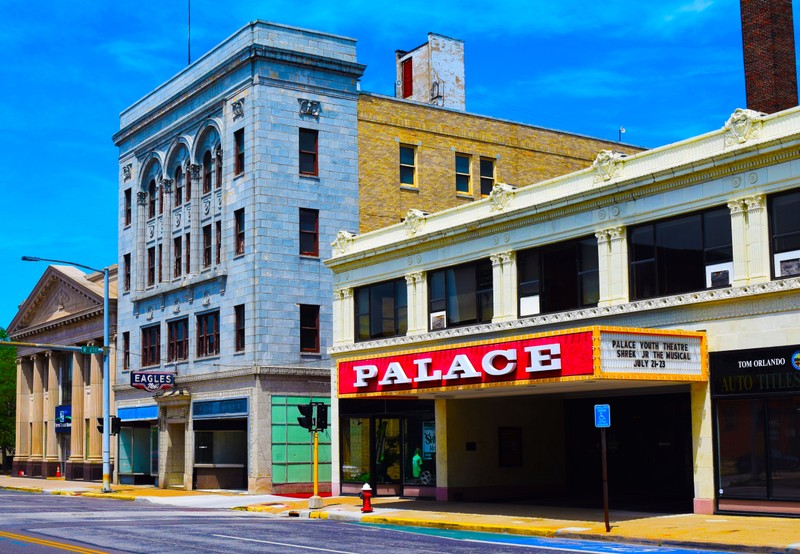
[404,209,428,237]
[592,150,626,183]
[724,108,765,147]
[489,183,516,212]
[332,230,356,255]
[329,277,800,355]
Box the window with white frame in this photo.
[428,259,493,330]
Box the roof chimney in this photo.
[740,0,798,113]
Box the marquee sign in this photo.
[337,327,706,397]
[130,371,175,391]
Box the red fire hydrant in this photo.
[359,483,373,513]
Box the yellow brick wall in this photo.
[358,94,643,233]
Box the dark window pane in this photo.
[657,215,703,295]
[768,396,800,499]
[717,399,768,499]
[399,147,415,166]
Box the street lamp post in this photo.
[23,256,113,492]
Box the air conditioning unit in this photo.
[430,311,446,331]
[519,295,540,317]
[705,262,732,288]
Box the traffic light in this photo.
[316,404,328,432]
[297,404,314,430]
[96,417,104,434]
[111,416,121,435]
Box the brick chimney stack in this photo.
[741,0,798,113]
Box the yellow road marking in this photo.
[0,531,108,553]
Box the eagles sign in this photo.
[130,371,175,391]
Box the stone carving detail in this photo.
[148,223,155,239]
[404,209,428,236]
[490,252,512,266]
[189,164,201,180]
[136,191,148,206]
[727,199,746,215]
[161,178,173,194]
[146,306,154,321]
[724,108,765,147]
[592,150,626,183]
[299,99,321,117]
[56,290,70,311]
[231,98,245,120]
[488,183,517,212]
[744,194,765,211]
[174,211,182,228]
[203,197,211,216]
[202,291,211,307]
[173,299,181,314]
[332,230,356,255]
[123,164,132,181]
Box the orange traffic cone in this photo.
[55,465,61,478]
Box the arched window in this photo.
[148,179,157,219]
[174,166,183,206]
[215,148,223,189]
[203,151,212,194]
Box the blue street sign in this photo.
[594,404,611,428]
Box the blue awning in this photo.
[118,405,158,421]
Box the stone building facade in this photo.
[328,106,800,516]
[112,22,363,493]
[9,265,118,481]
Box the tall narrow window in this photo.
[234,208,245,256]
[203,151,212,194]
[123,253,131,292]
[202,225,212,268]
[234,129,244,176]
[148,179,157,219]
[158,244,163,283]
[400,145,416,186]
[141,325,160,367]
[299,129,319,176]
[185,164,192,201]
[167,318,188,362]
[159,181,164,214]
[173,236,182,278]
[174,166,183,206]
[299,208,319,256]
[455,154,471,194]
[196,311,220,358]
[147,247,155,287]
[185,233,191,274]
[124,189,132,226]
[235,304,245,352]
[215,220,222,265]
[300,304,320,353]
[480,158,495,196]
[122,332,130,371]
[216,148,223,187]
[770,190,800,278]
[401,58,413,98]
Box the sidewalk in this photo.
[3,475,799,552]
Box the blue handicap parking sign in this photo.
[594,404,611,428]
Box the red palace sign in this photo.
[338,331,595,396]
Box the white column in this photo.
[608,226,629,305]
[161,178,174,283]
[406,272,427,335]
[69,351,85,463]
[189,164,202,275]
[135,191,148,291]
[45,352,58,462]
[333,288,354,345]
[744,195,770,283]
[596,230,612,307]
[490,251,516,322]
[728,199,748,286]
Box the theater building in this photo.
[327,106,800,516]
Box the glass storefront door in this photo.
[374,418,401,490]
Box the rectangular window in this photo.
[173,236,182,278]
[167,318,189,362]
[299,208,319,256]
[59,355,72,406]
[124,189,132,226]
[123,253,131,292]
[122,332,130,371]
[455,154,471,194]
[203,152,212,194]
[147,247,155,287]
[234,129,245,176]
[148,180,157,219]
[185,166,191,202]
[196,311,220,358]
[215,220,222,265]
[480,158,495,196]
[428,259,493,330]
[299,129,319,176]
[629,206,732,300]
[400,145,416,186]
[202,225,212,268]
[185,233,191,274]
[355,278,408,341]
[158,244,163,283]
[299,304,320,353]
[175,167,183,206]
[235,304,245,352]
[769,189,800,278]
[518,236,599,317]
[141,324,160,367]
[215,150,223,188]
[401,58,413,98]
[234,208,245,256]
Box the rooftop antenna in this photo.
[618,126,626,143]
[188,0,191,65]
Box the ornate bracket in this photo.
[489,183,517,212]
[404,209,428,237]
[592,150,626,183]
[724,108,765,147]
[161,178,173,194]
[123,164,132,182]
[332,230,356,255]
[136,191,148,206]
[299,99,321,117]
[231,98,245,120]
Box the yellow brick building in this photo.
[358,92,643,232]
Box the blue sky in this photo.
[0,0,794,327]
